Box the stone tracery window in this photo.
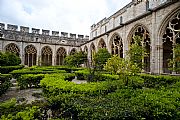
[5,43,20,56]
[162,11,180,73]
[84,46,88,53]
[24,45,37,67]
[98,39,106,49]
[56,47,66,65]
[110,34,123,58]
[70,48,77,55]
[130,25,151,72]
[41,46,52,66]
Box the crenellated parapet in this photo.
[0,23,90,46]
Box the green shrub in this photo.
[0,65,24,74]
[17,74,45,89]
[140,74,180,88]
[40,73,124,97]
[0,74,12,96]
[0,98,16,109]
[11,68,66,78]
[75,69,89,80]
[1,106,40,120]
[40,73,180,119]
[0,52,21,66]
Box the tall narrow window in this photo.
[162,11,180,74]
[25,45,37,67]
[130,26,151,72]
[110,34,123,58]
[56,47,66,65]
[105,26,107,32]
[146,0,149,11]
[120,16,123,25]
[95,31,97,37]
[41,46,52,66]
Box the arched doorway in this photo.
[5,43,20,56]
[110,33,123,58]
[162,11,180,73]
[70,48,77,55]
[98,39,106,49]
[24,45,37,67]
[129,25,151,72]
[56,47,66,65]
[41,46,52,66]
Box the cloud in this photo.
[0,0,131,35]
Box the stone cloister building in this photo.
[0,24,89,66]
[0,0,179,74]
[81,0,180,74]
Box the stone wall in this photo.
[81,0,180,74]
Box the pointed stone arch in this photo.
[84,45,88,53]
[41,46,52,66]
[98,38,106,49]
[109,33,123,58]
[5,43,20,56]
[56,47,66,65]
[158,8,180,73]
[128,24,151,72]
[70,48,77,55]
[24,45,37,67]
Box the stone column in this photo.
[151,11,157,74]
[87,44,92,66]
[106,34,111,54]
[123,26,128,59]
[20,42,24,65]
[52,45,56,66]
[36,43,41,66]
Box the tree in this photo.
[64,51,87,67]
[0,52,21,66]
[127,35,148,70]
[93,48,111,70]
[168,44,180,73]
[104,55,140,86]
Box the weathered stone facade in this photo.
[0,0,179,74]
[80,0,180,74]
[0,24,89,66]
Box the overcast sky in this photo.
[0,0,131,35]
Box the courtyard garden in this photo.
[0,37,180,120]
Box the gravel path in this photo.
[0,78,43,103]
[72,79,87,84]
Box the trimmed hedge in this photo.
[41,73,127,97]
[40,73,180,119]
[140,74,180,88]
[11,68,66,78]
[75,69,119,81]
[17,74,45,89]
[0,98,41,120]
[0,74,12,96]
[0,65,24,74]
[75,69,89,80]
[16,72,75,90]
